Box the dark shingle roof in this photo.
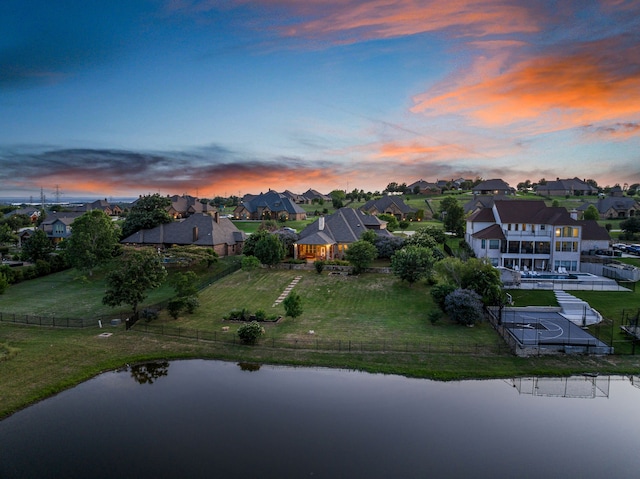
[297,208,393,245]
[121,213,245,247]
[240,190,306,215]
[576,220,610,241]
[360,196,416,214]
[472,224,506,240]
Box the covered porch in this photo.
[293,231,340,262]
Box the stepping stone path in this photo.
[273,276,302,307]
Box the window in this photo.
[489,239,500,249]
[481,239,486,249]
[508,241,520,253]
[534,242,550,254]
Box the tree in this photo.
[439,196,465,236]
[582,205,600,221]
[405,228,439,249]
[445,288,484,326]
[102,247,168,317]
[460,258,503,306]
[22,229,53,263]
[345,240,377,274]
[621,217,640,235]
[242,255,261,279]
[0,223,18,245]
[391,246,436,286]
[254,234,285,266]
[283,291,303,318]
[121,194,172,238]
[430,283,456,311]
[373,235,405,259]
[378,214,399,232]
[66,210,119,275]
[242,229,270,257]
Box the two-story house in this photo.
[466,200,584,273]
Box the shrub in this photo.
[427,310,441,325]
[254,309,267,321]
[431,283,456,312]
[444,288,484,326]
[314,260,325,274]
[142,308,159,322]
[184,296,200,314]
[167,298,185,320]
[237,321,265,344]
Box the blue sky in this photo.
[1,0,639,199]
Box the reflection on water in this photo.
[510,375,610,398]
[129,361,170,384]
[237,361,261,372]
[1,361,640,479]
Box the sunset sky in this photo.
[1,0,639,200]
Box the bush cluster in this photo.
[224,308,279,322]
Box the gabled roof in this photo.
[240,190,306,215]
[121,213,246,247]
[537,178,598,193]
[297,208,393,245]
[583,196,640,214]
[360,196,416,214]
[472,224,506,240]
[493,200,578,225]
[576,220,610,241]
[472,178,513,192]
[302,189,331,201]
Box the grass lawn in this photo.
[155,269,501,350]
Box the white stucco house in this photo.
[465,200,607,273]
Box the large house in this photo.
[294,208,393,261]
[577,195,640,219]
[360,196,416,220]
[121,212,246,257]
[407,179,442,195]
[73,199,123,216]
[536,178,598,197]
[39,212,84,243]
[465,200,601,273]
[234,190,307,221]
[472,179,515,196]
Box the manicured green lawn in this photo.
[155,269,501,349]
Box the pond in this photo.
[1,360,640,478]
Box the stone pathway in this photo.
[273,276,302,307]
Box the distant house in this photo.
[536,178,598,197]
[466,200,585,272]
[577,196,640,219]
[294,207,393,261]
[4,207,41,223]
[360,196,416,220]
[407,179,442,195]
[280,190,306,204]
[301,189,332,204]
[121,212,245,257]
[40,217,74,243]
[472,179,515,196]
[73,199,123,216]
[463,194,513,215]
[234,190,307,221]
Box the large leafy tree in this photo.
[345,240,377,274]
[66,210,119,275]
[621,217,640,235]
[391,246,437,286]
[254,234,285,266]
[242,229,270,257]
[0,223,18,245]
[22,229,53,262]
[122,194,172,238]
[439,196,465,236]
[435,257,502,306]
[102,247,167,317]
[582,205,600,221]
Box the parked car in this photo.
[627,245,640,255]
[612,243,627,252]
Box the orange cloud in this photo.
[411,36,640,135]
[270,0,541,40]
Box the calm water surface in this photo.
[1,360,639,478]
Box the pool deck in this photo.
[509,272,629,291]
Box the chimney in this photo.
[193,226,199,242]
[214,211,219,223]
[319,216,325,230]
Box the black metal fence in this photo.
[131,322,509,356]
[0,311,130,328]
